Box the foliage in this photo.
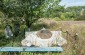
[0,0,85,55]
[0,0,62,28]
[64,6,85,20]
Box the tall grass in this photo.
[0,20,85,55]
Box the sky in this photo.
[59,0,85,7]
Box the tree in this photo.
[20,0,45,28]
[65,6,85,20]
[0,0,16,24]
[0,0,45,28]
[0,0,62,29]
[43,0,62,18]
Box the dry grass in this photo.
[41,19,85,55]
[58,22,85,55]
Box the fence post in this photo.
[73,33,78,55]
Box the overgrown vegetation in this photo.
[0,20,85,55]
[0,0,85,55]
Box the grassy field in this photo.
[0,20,85,55]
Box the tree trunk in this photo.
[26,22,33,31]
